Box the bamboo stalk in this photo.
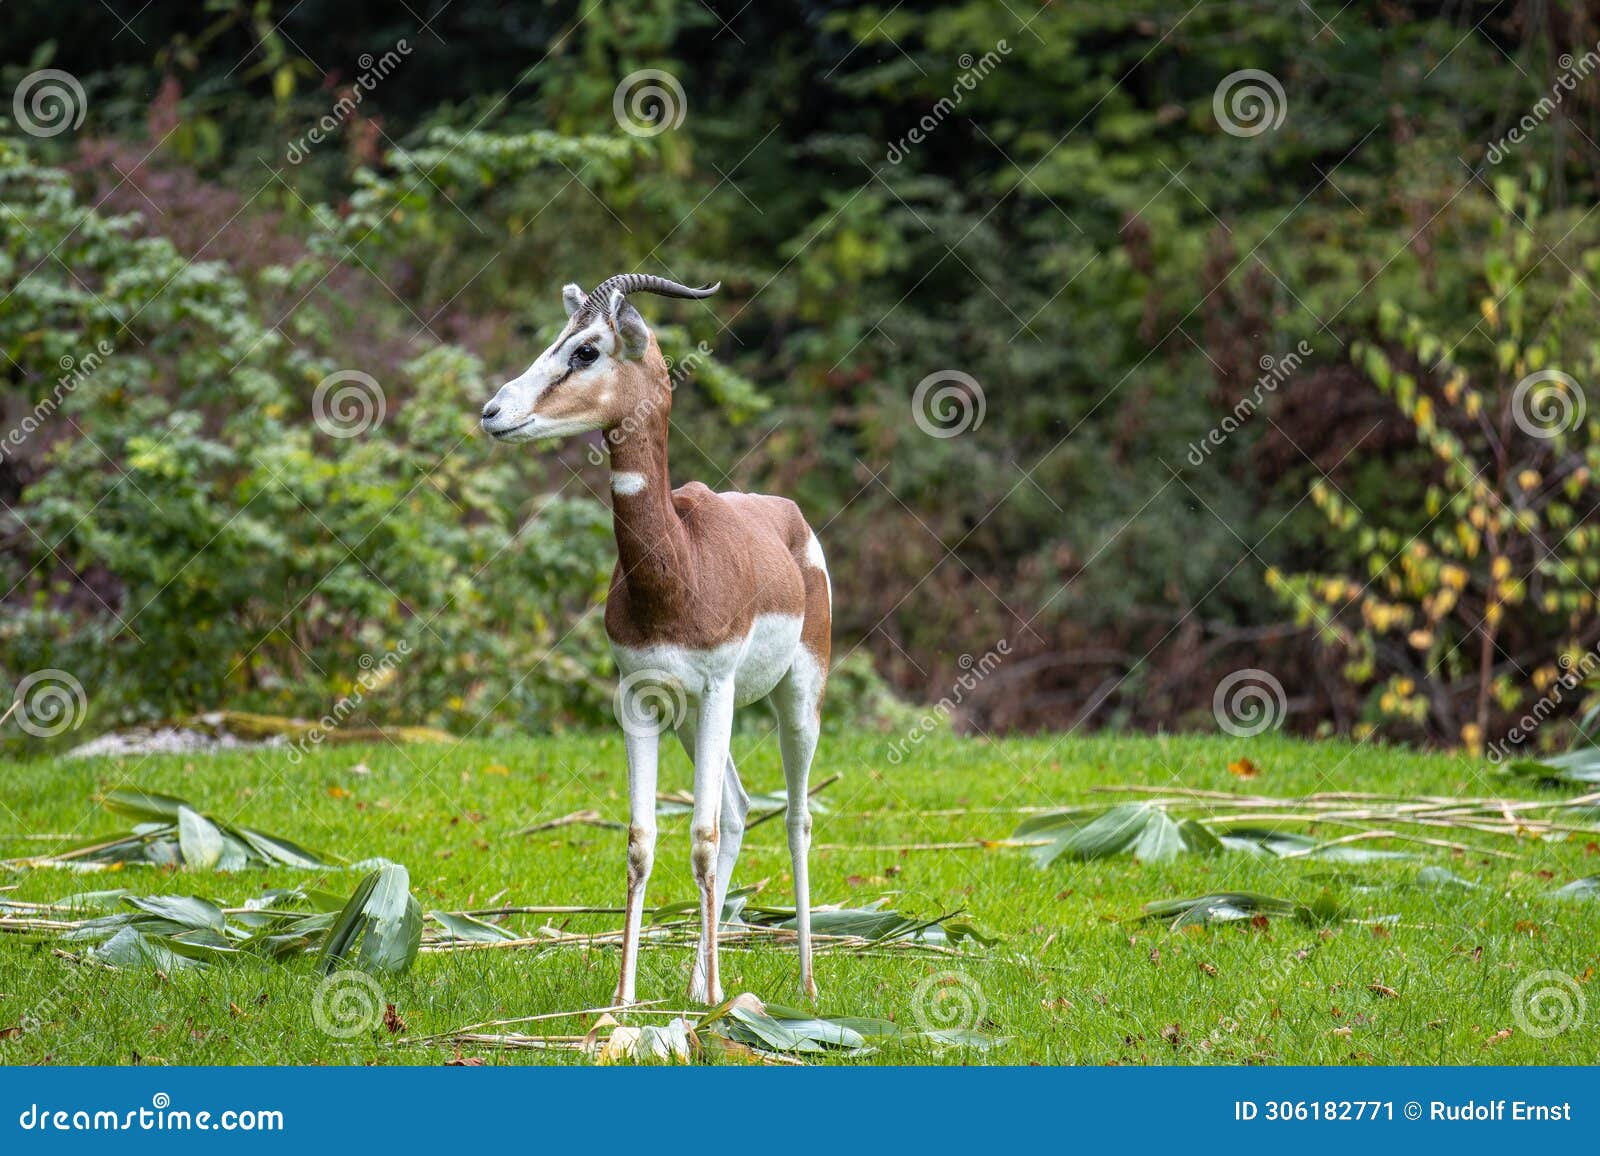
[812,841,991,852]
[746,773,843,830]
[402,1001,671,1046]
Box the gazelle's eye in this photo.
[572,343,599,367]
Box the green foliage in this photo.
[4,729,1598,1064]
[5,1,1600,744]
[0,136,622,739]
[1269,179,1600,750]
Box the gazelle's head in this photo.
[479,273,719,444]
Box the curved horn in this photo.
[581,273,720,317]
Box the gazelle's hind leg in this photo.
[675,712,751,927]
[770,651,826,1001]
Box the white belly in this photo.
[610,613,804,707]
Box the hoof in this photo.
[688,979,723,1005]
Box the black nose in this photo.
[481,401,501,421]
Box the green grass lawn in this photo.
[1,729,1597,1065]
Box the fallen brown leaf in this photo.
[383,1004,407,1034]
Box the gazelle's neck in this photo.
[606,400,689,604]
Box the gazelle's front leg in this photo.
[614,721,659,1006]
[687,682,734,1004]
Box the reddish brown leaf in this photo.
[382,1004,407,1034]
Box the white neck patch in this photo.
[611,470,648,497]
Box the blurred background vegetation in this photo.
[2,1,1598,754]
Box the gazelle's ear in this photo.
[613,297,651,359]
[561,283,585,317]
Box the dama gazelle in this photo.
[480,273,829,1005]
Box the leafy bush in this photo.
[0,137,621,740]
[1270,176,1600,751]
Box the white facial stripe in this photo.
[611,470,647,496]
[482,321,617,441]
[503,327,612,409]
